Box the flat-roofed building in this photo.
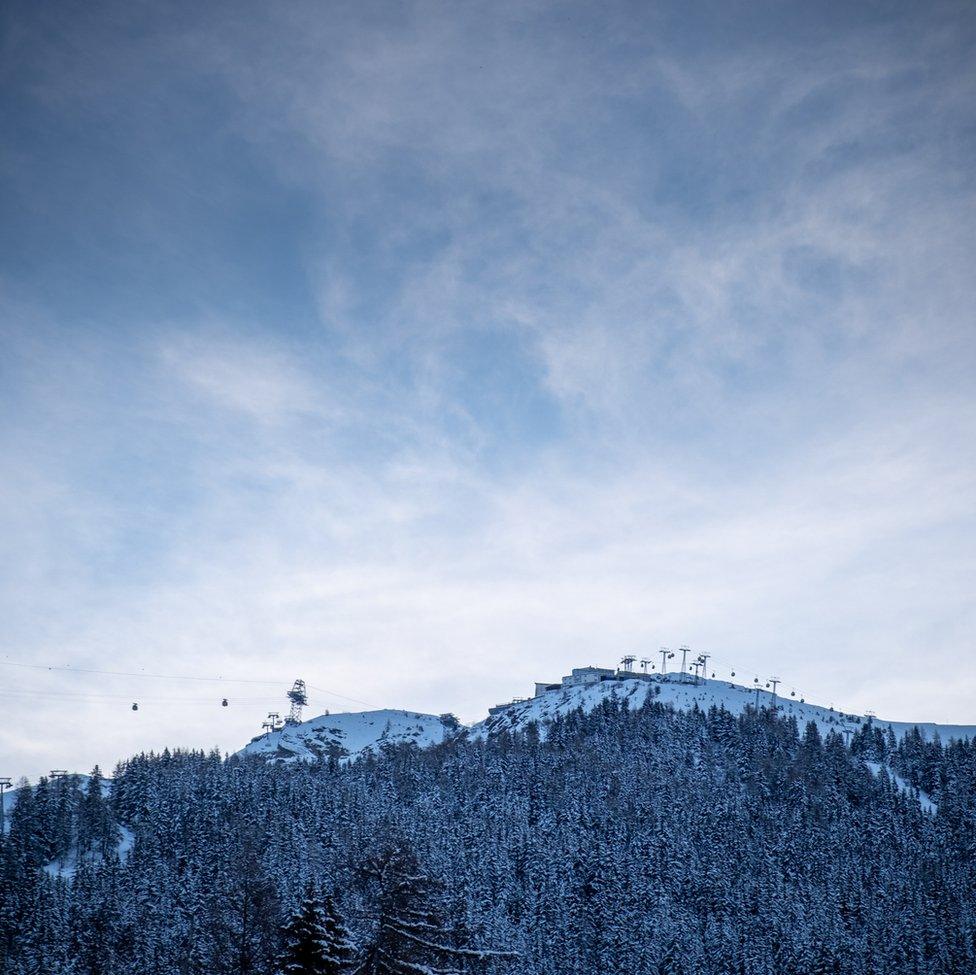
[561,666,615,688]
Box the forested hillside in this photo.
[3,698,975,974]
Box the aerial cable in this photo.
[0,689,278,706]
[0,659,288,686]
[305,682,380,709]
[0,657,383,711]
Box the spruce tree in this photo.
[320,895,358,974]
[356,844,516,975]
[279,886,356,975]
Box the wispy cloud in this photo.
[1,0,974,778]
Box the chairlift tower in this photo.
[640,658,652,674]
[679,646,691,682]
[769,677,781,710]
[620,655,636,673]
[699,652,711,681]
[262,712,283,735]
[659,647,672,674]
[694,654,709,685]
[285,679,308,726]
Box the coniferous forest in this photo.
[2,699,975,975]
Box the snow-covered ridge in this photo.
[471,671,976,744]
[239,669,975,766]
[239,708,459,764]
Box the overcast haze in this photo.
[2,0,975,781]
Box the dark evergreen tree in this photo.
[356,844,516,975]
[278,886,355,975]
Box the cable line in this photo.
[0,657,383,710]
[0,659,287,685]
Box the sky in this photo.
[1,0,974,781]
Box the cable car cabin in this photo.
[222,698,229,707]
[131,702,139,711]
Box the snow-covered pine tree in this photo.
[76,765,118,863]
[279,886,357,975]
[321,895,359,974]
[355,844,517,975]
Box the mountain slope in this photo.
[473,672,976,743]
[239,671,975,764]
[240,709,458,763]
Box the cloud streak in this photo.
[1,0,974,778]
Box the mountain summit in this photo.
[241,666,975,764]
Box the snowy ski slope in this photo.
[239,708,458,763]
[239,671,974,766]
[472,672,976,744]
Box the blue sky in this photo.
[2,0,975,779]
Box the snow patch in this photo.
[864,760,938,814]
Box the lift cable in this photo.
[0,659,286,685]
[0,658,382,710]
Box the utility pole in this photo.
[769,678,781,711]
[0,777,11,837]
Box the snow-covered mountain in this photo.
[472,672,976,744]
[239,708,460,763]
[240,669,975,765]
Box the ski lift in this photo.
[131,702,139,711]
[800,698,805,703]
[765,682,770,689]
[711,671,715,678]
[731,670,736,677]
[221,698,229,707]
[790,690,796,697]
[753,677,759,684]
